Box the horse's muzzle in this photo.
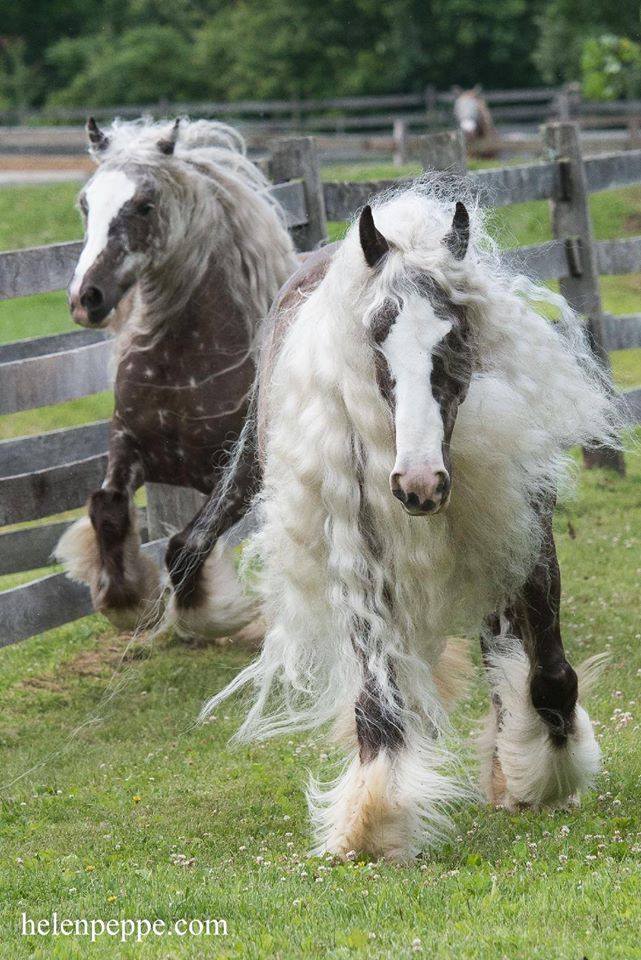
[390,467,451,517]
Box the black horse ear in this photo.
[86,117,109,153]
[359,204,389,268]
[158,118,180,156]
[444,201,469,260]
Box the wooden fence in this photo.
[4,84,641,164]
[1,123,641,647]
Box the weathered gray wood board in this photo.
[0,506,254,646]
[595,237,641,277]
[0,336,114,414]
[0,420,109,476]
[0,453,107,526]
[0,520,73,576]
[602,313,641,351]
[0,572,92,647]
[323,180,397,221]
[584,150,641,194]
[622,387,641,424]
[502,240,569,281]
[267,179,308,228]
[323,162,559,221]
[0,533,164,647]
[0,241,82,300]
[420,130,467,175]
[467,162,557,207]
[0,510,148,576]
[0,328,108,363]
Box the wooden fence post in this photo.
[145,483,206,541]
[269,137,327,252]
[392,118,408,167]
[544,121,625,474]
[420,128,467,174]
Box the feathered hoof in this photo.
[479,646,601,810]
[309,738,459,863]
[167,543,258,643]
[311,752,418,862]
[55,514,163,632]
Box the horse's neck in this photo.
[115,252,251,365]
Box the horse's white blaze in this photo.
[379,292,452,474]
[70,170,137,296]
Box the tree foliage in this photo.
[0,0,639,109]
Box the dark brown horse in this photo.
[56,118,297,629]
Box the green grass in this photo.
[0,182,81,252]
[1,445,640,959]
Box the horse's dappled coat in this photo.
[57,118,297,628]
[201,182,621,859]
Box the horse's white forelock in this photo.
[86,117,297,347]
[202,180,623,752]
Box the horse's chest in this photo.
[114,343,251,491]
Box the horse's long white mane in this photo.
[93,118,297,342]
[203,181,622,747]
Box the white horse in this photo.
[191,182,621,861]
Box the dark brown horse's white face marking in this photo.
[69,119,179,328]
[360,203,472,517]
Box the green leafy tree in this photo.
[581,34,641,100]
[533,0,641,85]
[47,26,203,106]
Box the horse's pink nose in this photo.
[390,467,450,515]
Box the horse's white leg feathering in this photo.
[309,727,464,862]
[55,508,162,631]
[166,541,259,641]
[479,641,603,809]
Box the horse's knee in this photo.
[530,659,578,740]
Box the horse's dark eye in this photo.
[137,203,153,216]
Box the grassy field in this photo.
[1,452,640,959]
[1,171,640,958]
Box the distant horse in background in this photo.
[187,182,621,860]
[56,117,297,630]
[453,86,497,152]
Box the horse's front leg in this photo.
[165,431,260,640]
[313,638,461,862]
[479,513,601,810]
[56,427,161,630]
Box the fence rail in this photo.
[1,124,640,647]
[4,84,641,165]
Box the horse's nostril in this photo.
[392,487,406,503]
[435,472,450,496]
[80,285,104,310]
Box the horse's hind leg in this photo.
[56,429,161,630]
[479,514,601,810]
[312,658,458,862]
